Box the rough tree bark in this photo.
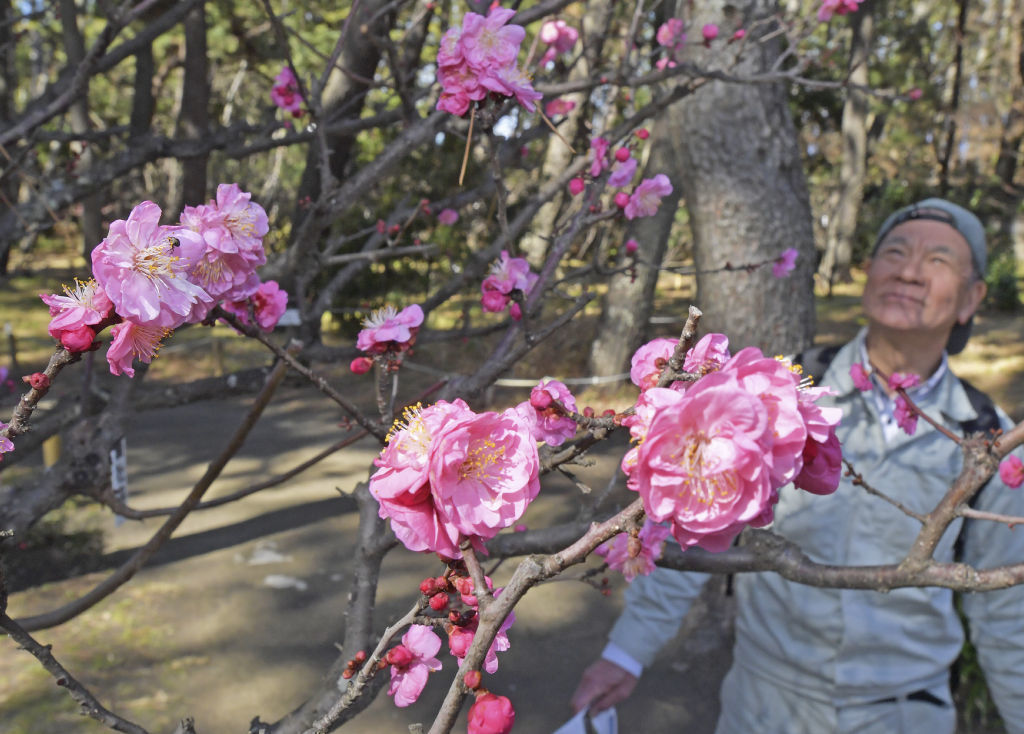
[171,1,210,213]
[0,0,15,274]
[681,0,816,354]
[818,0,874,292]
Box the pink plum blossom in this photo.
[624,174,673,220]
[105,320,171,378]
[850,363,873,392]
[683,333,731,375]
[356,303,424,354]
[447,602,515,674]
[794,429,842,495]
[629,337,677,390]
[481,251,537,316]
[589,137,610,177]
[222,280,288,331]
[772,248,799,278]
[607,156,638,188]
[732,29,747,41]
[625,239,639,255]
[544,98,576,117]
[568,177,585,196]
[0,422,13,459]
[270,65,303,116]
[656,18,686,49]
[517,379,578,446]
[596,520,671,582]
[702,23,719,43]
[369,400,474,559]
[387,625,442,707]
[893,395,918,435]
[888,372,921,392]
[428,407,540,550]
[539,19,578,65]
[438,208,459,225]
[467,692,516,734]
[999,455,1024,489]
[817,0,864,21]
[40,278,113,349]
[91,201,213,329]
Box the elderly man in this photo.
[571,199,1024,734]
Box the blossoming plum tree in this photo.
[1,2,1023,734]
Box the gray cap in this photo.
[873,198,987,354]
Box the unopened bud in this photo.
[568,177,585,196]
[635,128,650,140]
[420,577,439,595]
[625,239,638,255]
[583,406,595,418]
[614,147,631,162]
[23,372,50,390]
[613,192,630,209]
[464,670,482,690]
[530,391,553,410]
[386,645,414,668]
[350,357,373,375]
[429,592,449,611]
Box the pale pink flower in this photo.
[794,428,842,495]
[596,520,671,582]
[539,19,578,64]
[624,174,673,220]
[429,407,540,549]
[468,692,516,734]
[481,250,537,315]
[91,201,213,329]
[271,65,303,116]
[544,97,576,117]
[656,18,686,49]
[888,372,921,392]
[632,371,775,552]
[387,624,443,707]
[850,363,873,392]
[655,57,677,71]
[438,208,459,225]
[357,303,424,354]
[772,248,799,278]
[447,600,515,674]
[40,278,114,346]
[683,333,731,375]
[518,379,578,446]
[461,7,524,68]
[0,422,13,459]
[106,319,171,378]
[893,394,918,435]
[607,156,638,188]
[369,400,474,559]
[222,280,288,331]
[630,337,677,390]
[702,23,719,43]
[999,455,1024,489]
[589,137,610,177]
[817,0,864,22]
[487,63,542,112]
[210,183,270,259]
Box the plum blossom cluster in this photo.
[480,250,538,320]
[369,399,541,559]
[889,372,921,436]
[569,134,674,221]
[435,5,541,116]
[270,65,303,117]
[655,17,744,69]
[538,18,578,65]
[351,303,424,374]
[40,185,287,377]
[818,0,864,22]
[596,519,671,582]
[618,333,843,556]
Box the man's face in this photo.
[862,217,986,343]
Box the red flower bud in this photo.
[635,128,650,140]
[583,406,595,418]
[529,391,553,410]
[420,577,439,595]
[23,372,50,390]
[568,177,585,196]
[464,670,482,690]
[429,592,449,611]
[613,192,630,209]
[353,650,367,663]
[467,692,515,734]
[614,147,631,162]
[350,357,373,375]
[386,645,414,668]
[625,238,639,255]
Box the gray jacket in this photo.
[608,332,1024,732]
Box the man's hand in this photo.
[570,659,639,713]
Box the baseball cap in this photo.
[873,198,987,354]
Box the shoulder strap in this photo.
[956,377,1001,438]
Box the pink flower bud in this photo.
[635,128,650,140]
[509,302,523,321]
[60,325,96,353]
[481,290,509,313]
[530,391,553,410]
[23,372,50,390]
[429,592,450,611]
[349,357,373,375]
[702,23,719,43]
[625,239,638,255]
[419,577,439,595]
[386,645,414,668]
[908,87,923,100]
[568,177,585,196]
[614,192,630,209]
[732,28,747,40]
[376,219,387,234]
[1000,455,1024,489]
[614,147,631,162]
[468,692,516,734]
[464,670,482,690]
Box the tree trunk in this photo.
[818,0,874,292]
[0,0,15,274]
[174,1,210,211]
[681,0,816,354]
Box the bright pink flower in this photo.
[630,337,677,390]
[0,422,13,459]
[732,29,747,41]
[568,177,585,196]
[539,19,578,64]
[105,319,171,378]
[92,201,212,329]
[356,303,424,354]
[850,363,873,392]
[888,372,921,391]
[481,251,537,316]
[596,520,671,582]
[222,280,288,331]
[702,23,719,43]
[370,400,474,559]
[487,62,543,111]
[607,156,638,188]
[655,57,677,71]
[387,624,442,707]
[589,137,610,177]
[544,97,576,117]
[999,455,1024,489]
[624,174,673,220]
[40,278,113,345]
[772,248,799,278]
[656,18,686,49]
[794,428,842,495]
[625,239,639,255]
[817,0,864,21]
[481,289,509,313]
[633,371,775,552]
[438,208,459,225]
[468,692,516,734]
[60,326,97,352]
[271,65,303,115]
[461,7,524,68]
[614,191,630,209]
[893,394,918,435]
[428,407,540,548]
[350,356,373,375]
[447,603,515,674]
[683,333,731,375]
[518,379,577,446]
